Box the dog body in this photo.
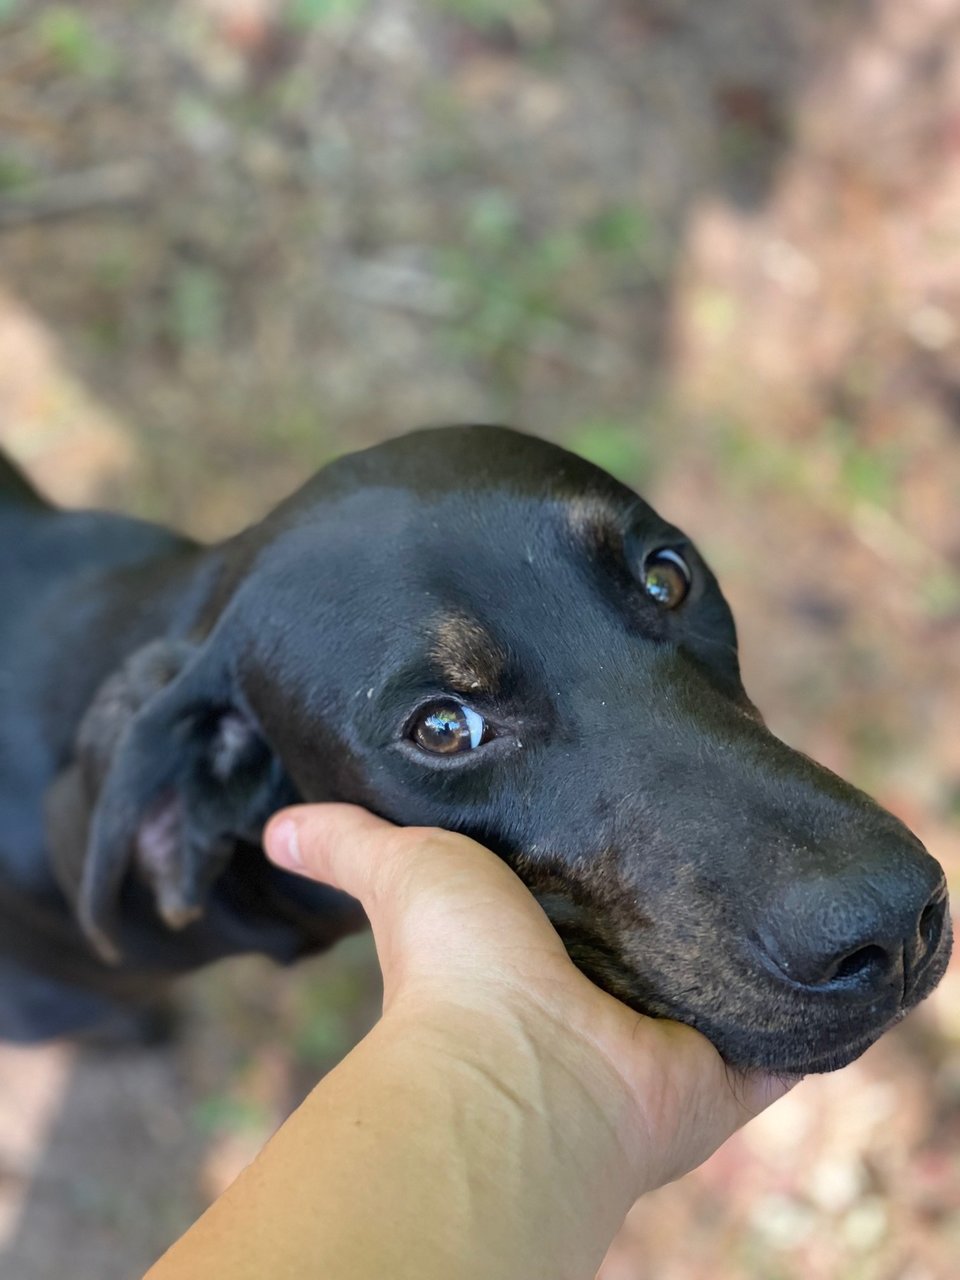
[0,429,950,1070]
[0,455,358,1039]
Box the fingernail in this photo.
[267,817,303,869]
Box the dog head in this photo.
[67,426,951,1072]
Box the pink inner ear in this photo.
[135,790,183,881]
[134,791,203,929]
[210,712,255,780]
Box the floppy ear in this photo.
[45,638,295,965]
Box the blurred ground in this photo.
[0,1,958,1277]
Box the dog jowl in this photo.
[3,427,951,1071]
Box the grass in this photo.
[435,190,662,394]
[287,0,372,25]
[565,419,654,485]
[712,417,960,622]
[35,6,118,78]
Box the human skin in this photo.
[146,805,793,1280]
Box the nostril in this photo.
[759,863,949,997]
[919,895,946,953]
[825,943,890,986]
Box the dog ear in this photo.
[48,638,294,964]
[45,638,194,917]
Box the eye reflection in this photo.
[411,700,488,755]
[642,549,691,608]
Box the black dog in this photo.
[0,426,951,1073]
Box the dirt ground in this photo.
[1,1,959,1277]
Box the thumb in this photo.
[264,803,404,906]
[263,803,535,923]
[263,803,568,999]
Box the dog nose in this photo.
[758,857,949,1000]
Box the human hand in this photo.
[265,805,794,1199]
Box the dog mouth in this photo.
[535,892,954,1076]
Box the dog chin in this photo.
[705,1020,896,1076]
[557,912,952,1074]
[571,954,938,1077]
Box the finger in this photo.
[264,804,535,929]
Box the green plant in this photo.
[820,416,899,508]
[920,566,960,620]
[437,191,656,391]
[168,264,225,349]
[36,6,116,77]
[430,0,545,28]
[0,151,33,193]
[287,0,372,26]
[293,946,376,1065]
[583,204,652,257]
[193,1093,270,1137]
[566,419,652,485]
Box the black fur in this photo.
[0,427,951,1071]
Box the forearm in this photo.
[146,1002,641,1280]
[145,806,787,1278]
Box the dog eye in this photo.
[642,549,691,608]
[410,700,488,755]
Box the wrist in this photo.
[381,987,649,1196]
[380,979,779,1200]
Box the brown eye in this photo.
[411,700,488,755]
[642,549,691,608]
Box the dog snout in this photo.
[755,849,950,1003]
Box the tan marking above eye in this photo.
[564,497,623,557]
[429,612,505,694]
